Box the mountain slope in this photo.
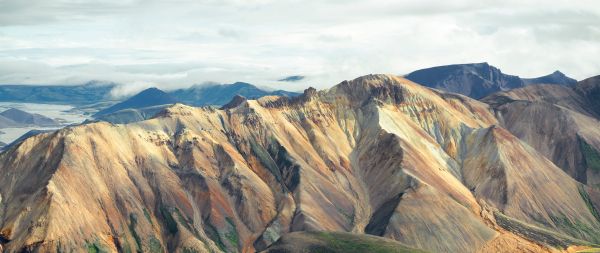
[482,82,600,188]
[94,88,178,117]
[0,75,598,253]
[482,84,594,117]
[405,63,577,99]
[576,75,600,118]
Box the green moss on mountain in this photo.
[160,206,179,234]
[263,231,429,253]
[580,138,600,173]
[128,213,142,251]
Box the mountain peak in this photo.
[220,94,248,110]
[94,87,178,116]
[522,70,576,86]
[135,87,168,96]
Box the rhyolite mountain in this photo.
[482,76,600,188]
[1,74,600,253]
[405,62,577,99]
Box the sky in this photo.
[0,0,599,94]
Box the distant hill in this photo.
[405,62,577,98]
[0,81,115,105]
[0,108,59,127]
[170,82,300,106]
[0,115,20,128]
[94,88,178,117]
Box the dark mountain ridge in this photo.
[405,62,577,98]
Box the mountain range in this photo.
[1,73,600,252]
[0,81,298,109]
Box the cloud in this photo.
[278,75,305,82]
[0,0,599,91]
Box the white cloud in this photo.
[0,0,599,92]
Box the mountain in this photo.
[170,82,300,106]
[94,88,178,117]
[0,108,60,127]
[404,62,577,98]
[482,77,600,188]
[0,81,115,105]
[1,74,599,253]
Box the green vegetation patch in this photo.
[550,215,600,244]
[203,222,226,252]
[224,217,240,248]
[577,248,600,252]
[494,211,594,248]
[250,137,282,182]
[143,208,153,225]
[183,247,200,253]
[307,232,427,253]
[580,138,600,172]
[128,213,142,251]
[148,236,163,253]
[86,242,104,253]
[579,185,600,223]
[160,206,179,234]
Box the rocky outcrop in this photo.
[0,75,598,253]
